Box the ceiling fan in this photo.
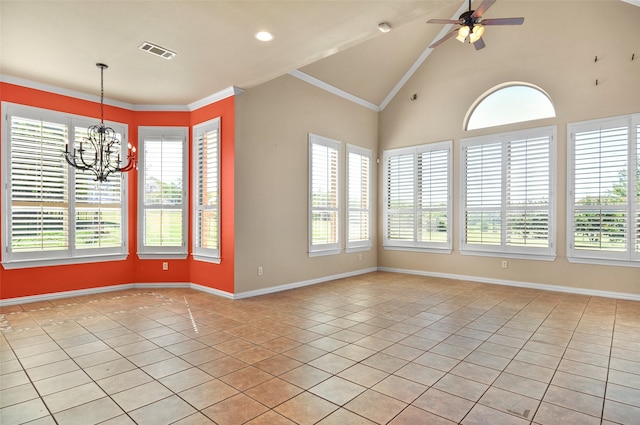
[427,0,524,50]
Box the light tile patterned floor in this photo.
[1,272,639,424]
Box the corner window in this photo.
[568,114,639,266]
[1,103,128,269]
[137,127,188,259]
[461,127,556,258]
[383,141,452,252]
[193,118,220,262]
[309,134,340,256]
[466,83,556,131]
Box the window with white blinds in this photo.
[568,114,639,265]
[347,144,372,251]
[193,118,220,262]
[383,141,452,251]
[309,134,340,256]
[461,127,555,258]
[137,127,188,258]
[1,103,128,268]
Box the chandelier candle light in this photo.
[64,63,136,182]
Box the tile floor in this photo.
[1,271,640,424]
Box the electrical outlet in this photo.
[501,260,508,269]
[163,262,169,271]
[257,266,263,276]
[358,253,362,261]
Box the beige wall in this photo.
[234,74,378,294]
[379,1,640,295]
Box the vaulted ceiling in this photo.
[1,1,638,109]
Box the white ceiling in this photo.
[1,1,638,109]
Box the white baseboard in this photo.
[233,267,378,299]
[2,265,636,307]
[377,267,640,302]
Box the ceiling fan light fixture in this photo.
[456,25,470,42]
[469,24,485,43]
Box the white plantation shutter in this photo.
[506,136,550,248]
[417,148,450,245]
[9,115,69,255]
[138,127,188,257]
[384,141,451,250]
[193,118,220,261]
[462,127,555,257]
[2,103,128,268]
[309,134,340,255]
[464,142,502,246]
[568,115,639,263]
[347,145,371,251]
[74,126,122,250]
[386,153,414,242]
[636,123,640,255]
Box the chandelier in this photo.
[64,63,136,182]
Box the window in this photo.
[466,83,556,130]
[347,144,372,251]
[1,103,128,268]
[309,134,340,256]
[568,114,639,265]
[461,127,556,258]
[193,118,220,262]
[383,141,452,251]
[137,127,188,258]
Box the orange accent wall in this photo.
[0,82,235,300]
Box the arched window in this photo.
[465,83,556,130]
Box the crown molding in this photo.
[288,70,380,112]
[0,74,241,112]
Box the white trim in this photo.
[621,0,640,7]
[289,70,380,112]
[188,87,243,111]
[0,269,376,306]
[233,267,378,299]
[2,265,638,307]
[377,267,640,302]
[0,74,241,112]
[379,1,469,111]
[189,283,235,299]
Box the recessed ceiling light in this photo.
[255,31,274,42]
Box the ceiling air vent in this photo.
[138,42,176,60]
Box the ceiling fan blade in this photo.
[472,0,496,18]
[429,29,459,49]
[481,17,524,25]
[473,37,486,50]
[427,18,460,24]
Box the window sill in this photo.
[460,250,556,262]
[309,249,341,257]
[137,253,188,260]
[383,245,452,254]
[192,254,221,264]
[2,254,128,270]
[568,256,640,268]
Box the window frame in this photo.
[465,82,556,131]
[346,144,372,252]
[308,133,341,256]
[460,126,557,260]
[383,140,452,253]
[137,126,188,259]
[567,113,639,267]
[1,102,129,269]
[192,118,221,263]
